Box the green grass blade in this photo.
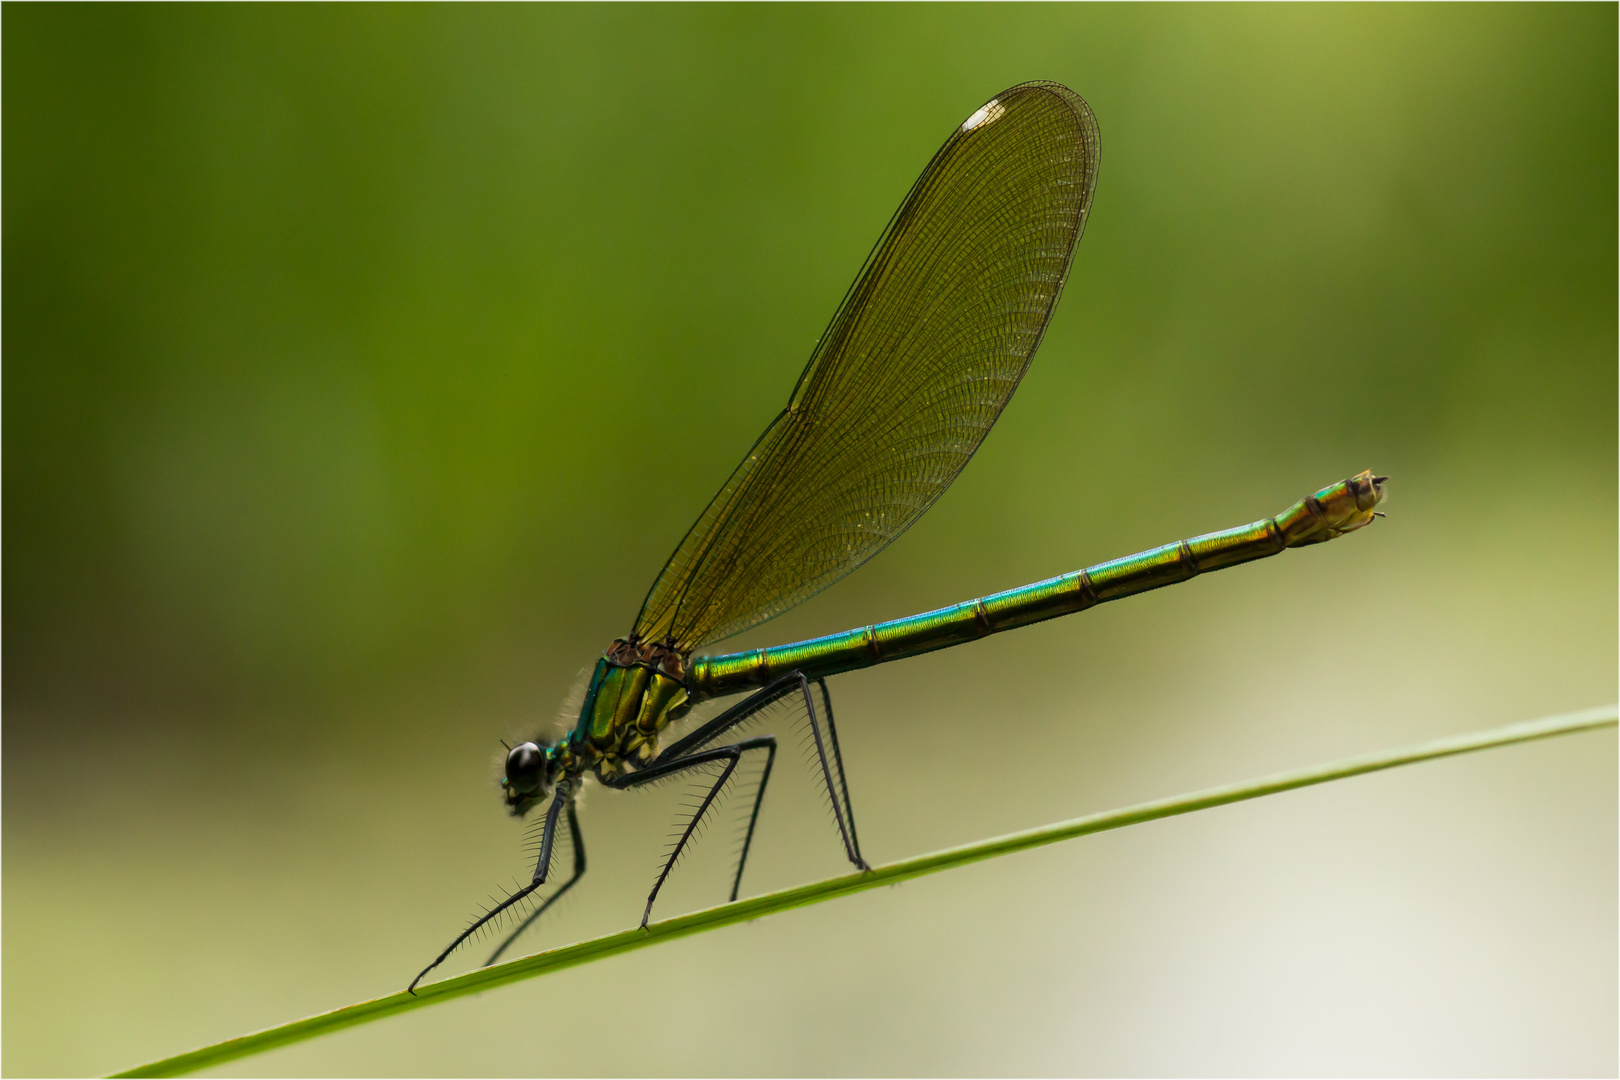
[112,704,1617,1078]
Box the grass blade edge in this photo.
[111,704,1618,1078]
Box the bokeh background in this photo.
[5,5,1615,1076]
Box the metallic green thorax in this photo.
[554,639,691,784]
[555,472,1383,787]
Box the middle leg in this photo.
[655,672,868,874]
[607,736,776,926]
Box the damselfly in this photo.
[410,81,1385,992]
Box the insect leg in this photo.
[608,737,775,926]
[408,789,567,994]
[728,738,776,902]
[809,676,868,871]
[483,800,587,967]
[658,672,868,873]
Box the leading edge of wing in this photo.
[633,81,1100,653]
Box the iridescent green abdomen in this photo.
[688,472,1385,700]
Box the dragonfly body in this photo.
[410,81,1386,993]
[501,469,1386,810]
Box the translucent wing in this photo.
[635,82,1100,651]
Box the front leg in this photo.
[483,800,587,967]
[408,787,569,993]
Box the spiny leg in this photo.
[728,739,776,902]
[483,800,587,967]
[609,736,775,926]
[408,788,567,994]
[799,675,866,871]
[646,675,799,900]
[810,677,867,870]
[655,672,868,875]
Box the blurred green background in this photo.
[5,5,1615,1076]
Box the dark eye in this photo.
[504,742,546,795]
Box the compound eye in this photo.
[504,742,546,795]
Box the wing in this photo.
[634,81,1100,651]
